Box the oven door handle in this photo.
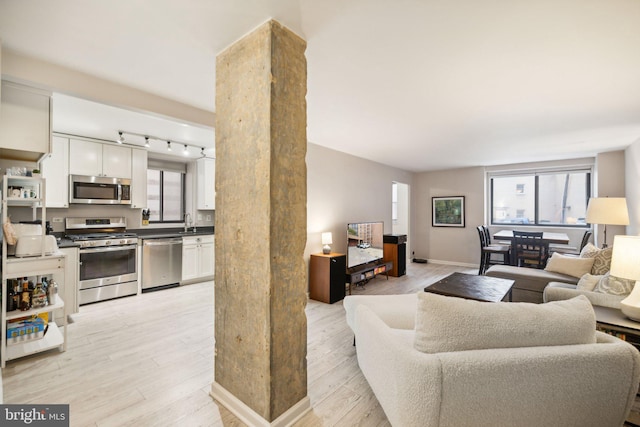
[79,244,137,254]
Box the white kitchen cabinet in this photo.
[196,158,215,210]
[55,247,79,322]
[182,242,198,281]
[131,148,148,209]
[103,144,132,178]
[182,235,214,282]
[69,139,132,178]
[41,136,70,208]
[0,81,52,161]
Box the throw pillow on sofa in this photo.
[576,273,604,291]
[593,272,635,296]
[414,292,596,354]
[544,252,595,278]
[579,243,613,275]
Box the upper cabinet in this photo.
[196,158,215,210]
[41,136,70,208]
[130,148,148,209]
[0,81,52,161]
[69,139,132,178]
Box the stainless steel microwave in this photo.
[69,175,132,205]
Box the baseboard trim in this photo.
[210,382,311,427]
[427,259,478,269]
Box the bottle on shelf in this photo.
[20,280,31,311]
[47,279,58,305]
[7,280,16,311]
[31,281,48,308]
[11,281,20,312]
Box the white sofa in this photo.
[544,281,625,308]
[345,293,640,427]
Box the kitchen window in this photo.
[147,163,186,223]
[490,169,591,227]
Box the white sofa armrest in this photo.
[355,304,442,427]
[544,282,624,308]
[344,293,417,332]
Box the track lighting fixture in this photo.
[115,130,210,157]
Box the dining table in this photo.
[492,229,571,266]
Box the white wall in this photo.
[413,166,485,266]
[411,155,625,267]
[625,140,640,236]
[305,143,413,261]
[594,150,627,246]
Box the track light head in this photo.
[117,132,124,144]
[201,147,206,158]
[167,141,172,151]
[144,137,150,148]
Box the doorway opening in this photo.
[392,181,410,257]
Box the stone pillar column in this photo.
[211,20,309,426]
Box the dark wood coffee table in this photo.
[424,272,515,302]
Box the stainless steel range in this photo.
[65,217,138,305]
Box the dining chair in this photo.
[476,225,511,275]
[549,229,593,256]
[513,230,548,269]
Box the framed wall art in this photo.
[432,196,465,227]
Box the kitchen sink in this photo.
[178,229,197,234]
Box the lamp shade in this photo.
[611,235,640,321]
[610,235,640,281]
[585,197,629,225]
[321,232,333,245]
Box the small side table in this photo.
[593,307,640,427]
[309,253,346,304]
[593,306,640,350]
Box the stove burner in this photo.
[65,217,137,248]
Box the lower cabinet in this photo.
[182,235,215,282]
[54,247,79,322]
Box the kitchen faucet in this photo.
[184,213,192,232]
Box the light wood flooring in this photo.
[1,262,474,426]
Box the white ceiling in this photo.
[1,0,640,171]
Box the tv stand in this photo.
[346,261,393,294]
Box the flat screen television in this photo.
[347,221,385,270]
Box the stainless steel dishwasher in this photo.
[142,237,183,291]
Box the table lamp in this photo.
[322,232,332,254]
[610,235,640,321]
[585,197,629,248]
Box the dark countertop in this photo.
[132,226,214,240]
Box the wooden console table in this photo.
[346,261,393,295]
